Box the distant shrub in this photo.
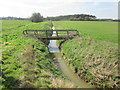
[30,13,43,23]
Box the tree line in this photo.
[1,17,28,20]
[46,14,96,21]
[29,13,97,22]
[29,13,119,22]
[1,13,119,22]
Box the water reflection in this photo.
[48,28,60,53]
[48,45,60,52]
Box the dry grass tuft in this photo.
[51,78,74,88]
[3,42,11,45]
[41,71,53,78]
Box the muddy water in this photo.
[48,26,94,88]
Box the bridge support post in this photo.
[46,30,48,38]
[34,31,37,36]
[67,31,69,38]
[26,30,28,34]
[77,31,80,36]
[56,31,59,37]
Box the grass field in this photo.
[1,20,74,88]
[53,21,119,88]
[1,20,119,88]
[54,21,118,43]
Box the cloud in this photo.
[93,2,101,6]
[0,0,118,19]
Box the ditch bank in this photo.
[48,26,94,88]
[59,36,119,88]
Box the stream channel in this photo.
[48,26,94,88]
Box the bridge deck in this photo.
[41,35,76,40]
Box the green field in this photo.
[1,20,74,88]
[53,21,119,88]
[1,20,119,88]
[54,21,118,43]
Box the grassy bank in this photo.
[1,20,74,88]
[53,21,119,88]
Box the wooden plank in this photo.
[25,30,77,32]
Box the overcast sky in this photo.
[0,0,119,19]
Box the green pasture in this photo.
[53,21,118,43]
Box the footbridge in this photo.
[23,30,79,40]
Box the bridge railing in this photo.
[23,30,53,37]
[23,30,79,39]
